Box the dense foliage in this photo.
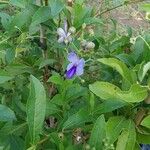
[0,0,150,149]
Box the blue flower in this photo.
[66,52,85,79]
[57,21,72,44]
[140,144,150,150]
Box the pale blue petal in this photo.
[67,52,79,63]
[58,37,64,43]
[57,28,66,37]
[67,63,74,71]
[64,20,68,33]
[76,58,85,76]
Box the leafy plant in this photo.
[0,0,149,149]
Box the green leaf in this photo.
[62,108,90,130]
[141,4,150,12]
[84,17,104,25]
[30,6,51,27]
[115,53,135,67]
[73,4,92,28]
[0,105,16,122]
[46,102,61,116]
[9,135,24,150]
[141,115,150,129]
[138,61,150,82]
[89,115,106,150]
[0,12,11,30]
[116,120,136,150]
[8,5,37,34]
[39,59,56,69]
[49,0,64,17]
[137,132,150,144]
[27,75,46,144]
[98,58,135,84]
[47,73,63,85]
[10,0,27,8]
[93,99,127,115]
[106,116,127,144]
[131,36,150,62]
[89,81,148,103]
[0,72,14,84]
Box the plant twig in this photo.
[0,0,9,4]
[134,108,147,126]
[95,0,145,17]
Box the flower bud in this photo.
[86,42,95,49]
[82,23,86,29]
[80,40,87,47]
[146,12,150,20]
[89,29,94,36]
[69,26,76,34]
[58,132,64,140]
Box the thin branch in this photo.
[95,0,145,17]
[0,0,9,4]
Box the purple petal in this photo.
[57,28,66,37]
[66,66,76,79]
[76,58,85,76]
[67,52,79,63]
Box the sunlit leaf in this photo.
[141,115,150,129]
[27,75,46,144]
[89,81,148,103]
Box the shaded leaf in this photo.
[0,105,16,122]
[62,108,90,130]
[49,0,64,18]
[98,58,135,84]
[39,59,56,69]
[0,72,14,84]
[30,6,51,27]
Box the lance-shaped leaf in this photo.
[106,116,127,144]
[116,120,136,150]
[89,115,106,149]
[98,58,135,84]
[62,108,90,130]
[89,81,148,103]
[27,75,46,144]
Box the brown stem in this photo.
[144,92,150,104]
[67,0,73,7]
[134,108,147,126]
